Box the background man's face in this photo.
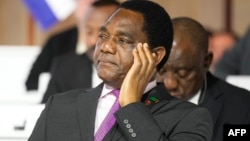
[157,37,205,100]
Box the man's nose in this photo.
[101,38,116,54]
[163,73,178,91]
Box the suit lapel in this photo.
[200,73,224,125]
[103,83,173,141]
[76,84,103,141]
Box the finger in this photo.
[143,43,156,75]
[143,43,156,65]
[137,43,148,74]
[131,43,142,74]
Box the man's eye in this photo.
[158,68,167,75]
[177,69,189,78]
[98,34,108,40]
[118,38,129,44]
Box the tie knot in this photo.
[112,89,120,98]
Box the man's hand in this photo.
[119,43,157,107]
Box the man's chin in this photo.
[97,69,115,81]
[170,93,183,99]
[100,76,123,89]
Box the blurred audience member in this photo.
[41,0,120,103]
[214,27,250,79]
[156,17,250,141]
[208,30,238,72]
[25,0,94,90]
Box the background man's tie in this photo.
[94,89,120,141]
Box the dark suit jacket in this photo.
[42,51,93,103]
[26,27,78,90]
[29,83,213,141]
[200,72,250,141]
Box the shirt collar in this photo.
[100,80,157,98]
[187,88,201,105]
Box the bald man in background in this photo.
[157,17,250,141]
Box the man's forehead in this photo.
[102,9,144,34]
[107,8,143,22]
[167,47,183,63]
[167,44,197,66]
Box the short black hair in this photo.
[120,0,173,71]
[92,0,120,7]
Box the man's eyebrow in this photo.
[99,26,133,39]
[116,30,133,39]
[99,26,107,32]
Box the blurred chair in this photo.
[0,46,49,104]
[0,104,45,141]
[226,75,250,91]
[0,46,46,141]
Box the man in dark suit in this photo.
[29,1,213,141]
[214,27,250,79]
[25,26,77,90]
[156,17,250,141]
[41,0,120,103]
[25,0,114,91]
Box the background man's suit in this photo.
[29,83,213,141]
[200,72,250,141]
[41,51,93,103]
[26,27,78,90]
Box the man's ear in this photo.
[152,46,166,66]
[204,51,213,71]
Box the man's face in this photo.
[81,5,118,60]
[94,9,147,88]
[157,36,205,100]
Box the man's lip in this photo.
[98,60,116,65]
[169,92,181,97]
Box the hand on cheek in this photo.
[119,43,157,107]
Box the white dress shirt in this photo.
[92,65,102,87]
[94,80,157,134]
[187,89,201,105]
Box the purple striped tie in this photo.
[94,89,120,141]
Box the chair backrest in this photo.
[0,45,44,104]
[226,75,250,91]
[0,104,45,140]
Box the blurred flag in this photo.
[22,0,76,31]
